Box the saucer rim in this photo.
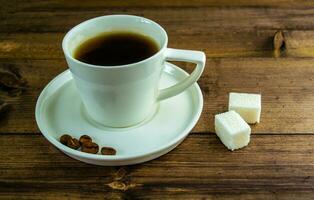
[35,62,203,161]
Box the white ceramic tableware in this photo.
[35,63,203,166]
[62,15,206,127]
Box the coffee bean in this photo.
[101,147,116,155]
[67,138,80,149]
[81,142,99,154]
[60,134,72,145]
[79,135,92,145]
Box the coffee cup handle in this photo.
[157,48,206,101]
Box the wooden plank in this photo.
[0,31,274,59]
[0,59,66,133]
[3,7,314,34]
[201,58,314,133]
[1,134,314,199]
[0,58,313,134]
[3,0,314,12]
[2,3,314,58]
[0,1,314,200]
[1,31,314,59]
[284,31,314,57]
[1,30,314,59]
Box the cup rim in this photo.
[62,15,168,69]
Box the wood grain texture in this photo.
[5,0,314,10]
[3,1,314,58]
[3,31,314,58]
[1,1,314,199]
[2,4,314,59]
[1,134,314,199]
[2,19,314,58]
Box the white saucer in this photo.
[35,62,203,166]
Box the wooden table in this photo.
[1,1,314,199]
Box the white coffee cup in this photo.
[62,15,205,127]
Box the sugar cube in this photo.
[215,110,251,151]
[228,92,261,124]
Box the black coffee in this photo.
[74,31,159,66]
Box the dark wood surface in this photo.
[1,1,314,199]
